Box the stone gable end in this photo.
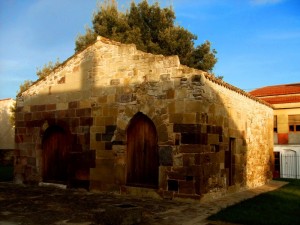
[15,36,273,201]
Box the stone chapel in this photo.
[15,36,273,201]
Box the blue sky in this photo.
[0,0,299,99]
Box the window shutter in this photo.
[288,115,300,125]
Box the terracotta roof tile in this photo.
[260,95,300,104]
[250,83,300,97]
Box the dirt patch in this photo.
[0,183,184,225]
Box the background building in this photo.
[250,83,300,179]
[0,98,15,181]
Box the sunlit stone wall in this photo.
[15,36,273,200]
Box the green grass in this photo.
[0,166,14,181]
[208,179,300,225]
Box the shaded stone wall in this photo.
[15,36,273,200]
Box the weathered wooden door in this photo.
[126,112,159,188]
[42,126,69,183]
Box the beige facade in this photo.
[15,36,273,200]
[250,83,300,179]
[273,102,300,179]
[0,98,15,149]
[273,102,300,144]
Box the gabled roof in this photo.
[249,83,300,104]
[250,83,300,97]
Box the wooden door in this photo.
[126,112,158,188]
[42,126,69,183]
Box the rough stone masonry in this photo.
[14,36,274,201]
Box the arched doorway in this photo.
[42,125,70,183]
[126,112,159,188]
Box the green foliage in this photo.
[14,79,33,124]
[188,41,218,72]
[75,0,217,72]
[18,80,33,95]
[75,26,98,52]
[36,58,60,79]
[17,56,60,99]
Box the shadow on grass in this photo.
[208,179,300,225]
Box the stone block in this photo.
[159,146,173,166]
[107,94,116,103]
[97,96,107,103]
[79,100,91,108]
[167,179,179,191]
[90,140,105,150]
[96,149,114,158]
[118,93,133,103]
[32,112,42,120]
[179,145,205,153]
[173,124,201,133]
[15,112,24,121]
[76,108,91,117]
[80,117,93,126]
[208,134,220,144]
[35,105,46,112]
[175,88,187,99]
[182,154,195,166]
[186,165,202,177]
[104,116,116,126]
[68,101,78,109]
[110,78,120,86]
[182,113,196,124]
[166,89,175,99]
[157,130,169,143]
[105,125,117,134]
[179,180,195,194]
[91,126,105,133]
[24,113,32,121]
[173,153,183,166]
[16,127,26,134]
[27,157,36,166]
[169,113,183,123]
[184,101,203,113]
[94,117,105,126]
[42,111,55,119]
[105,142,112,150]
[181,133,207,144]
[46,104,56,111]
[90,165,114,183]
[103,106,118,117]
[168,171,186,180]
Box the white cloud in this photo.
[250,0,285,5]
[259,31,300,40]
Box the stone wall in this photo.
[15,36,273,200]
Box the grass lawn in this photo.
[208,179,300,225]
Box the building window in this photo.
[288,115,300,132]
[274,115,277,133]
